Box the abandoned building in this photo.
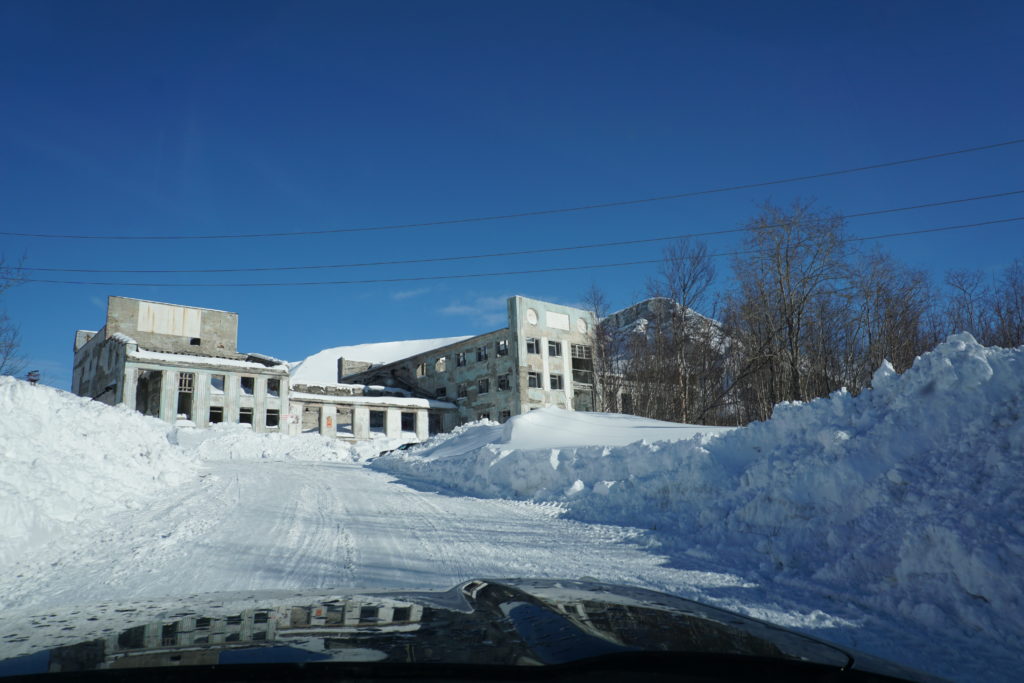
[72,296,291,433]
[289,296,598,438]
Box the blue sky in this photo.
[2,0,1022,389]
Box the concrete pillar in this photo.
[415,409,429,441]
[160,369,177,423]
[122,366,138,411]
[225,374,239,423]
[319,404,337,437]
[562,347,573,406]
[193,371,210,427]
[353,406,370,439]
[254,377,267,433]
[385,407,402,438]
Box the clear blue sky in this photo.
[2,0,1022,389]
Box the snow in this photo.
[289,391,455,409]
[1,333,1022,681]
[128,348,288,370]
[288,335,473,385]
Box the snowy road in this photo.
[1,460,746,612]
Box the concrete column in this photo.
[122,366,138,411]
[385,407,402,438]
[160,369,177,423]
[353,406,370,439]
[562,348,573,406]
[415,409,429,441]
[193,371,210,427]
[540,335,550,390]
[319,404,337,436]
[254,377,267,433]
[225,374,239,423]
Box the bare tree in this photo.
[581,283,625,412]
[990,258,1024,347]
[0,255,26,377]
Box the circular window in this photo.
[576,318,588,333]
[526,308,538,325]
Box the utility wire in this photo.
[18,216,1024,287]
[19,189,1024,273]
[4,137,1023,241]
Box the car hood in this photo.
[0,578,942,681]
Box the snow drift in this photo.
[374,333,1024,654]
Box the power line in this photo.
[19,189,1024,273]
[4,137,1023,241]
[18,216,1024,287]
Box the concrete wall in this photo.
[105,296,240,357]
[71,328,128,405]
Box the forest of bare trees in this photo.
[586,201,1023,426]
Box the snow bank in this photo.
[0,378,199,566]
[374,334,1024,655]
[169,423,368,462]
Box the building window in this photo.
[571,344,594,384]
[571,344,592,359]
[457,382,468,398]
[210,374,225,394]
[477,378,490,394]
[393,607,412,623]
[209,406,223,424]
[548,341,562,357]
[435,386,447,399]
[239,407,254,424]
[550,373,564,390]
[359,606,378,623]
[240,376,255,395]
[621,393,633,414]
[177,372,194,420]
[526,338,540,354]
[435,357,447,373]
[266,409,280,428]
[189,337,201,346]
[369,410,385,432]
[496,339,509,356]
[478,411,491,421]
[456,352,467,367]
[527,371,541,388]
[498,373,510,391]
[499,410,511,423]
[267,378,280,397]
[416,362,427,377]
[401,412,415,432]
[476,345,488,362]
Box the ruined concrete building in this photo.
[72,296,290,433]
[74,295,598,445]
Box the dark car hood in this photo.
[0,579,942,681]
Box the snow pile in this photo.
[0,377,199,566]
[289,335,471,385]
[170,423,366,462]
[374,333,1024,653]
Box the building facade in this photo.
[73,296,290,433]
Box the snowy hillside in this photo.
[374,333,1024,659]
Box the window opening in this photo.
[393,607,412,622]
[135,369,162,417]
[477,411,491,421]
[499,410,511,422]
[370,410,386,432]
[435,357,447,373]
[571,344,594,384]
[401,412,415,432]
[266,409,280,428]
[239,407,254,424]
[210,374,225,395]
[189,337,200,346]
[416,362,427,377]
[550,373,564,390]
[496,339,509,356]
[528,371,541,388]
[240,376,255,395]
[621,393,633,414]
[548,341,562,357]
[456,351,466,367]
[476,345,488,362]
[209,406,224,424]
[457,382,468,398]
[267,378,280,397]
[498,373,510,391]
[435,386,447,399]
[526,338,540,354]
[176,372,194,420]
[477,378,490,394]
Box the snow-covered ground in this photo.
[1,332,1021,681]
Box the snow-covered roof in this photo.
[128,349,288,371]
[289,336,472,385]
[109,332,138,345]
[290,391,456,410]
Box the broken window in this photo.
[359,606,378,623]
[571,344,594,384]
[477,378,490,394]
[176,372,194,420]
[336,407,354,436]
[477,411,491,421]
[456,351,467,367]
[435,357,447,373]
[240,376,255,395]
[526,338,540,354]
[302,405,321,433]
[476,345,488,362]
[189,337,201,346]
[401,412,415,432]
[499,410,511,423]
[548,341,562,357]
[416,362,427,377]
[210,374,225,395]
[527,371,541,388]
[392,606,412,623]
[267,378,280,397]
[435,386,447,399]
[550,373,564,390]
[496,339,509,356]
[239,407,254,424]
[209,406,224,424]
[497,373,510,391]
[135,369,162,418]
[266,409,280,428]
[369,410,385,432]
[457,382,468,398]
